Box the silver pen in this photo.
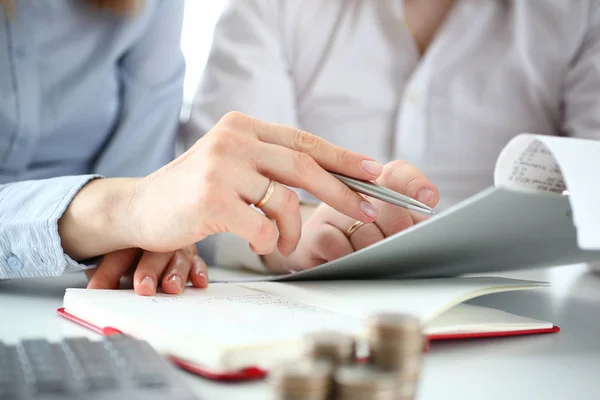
[331,172,435,215]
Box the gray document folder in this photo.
[273,187,600,282]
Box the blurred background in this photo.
[180,0,227,121]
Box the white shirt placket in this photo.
[394,0,474,167]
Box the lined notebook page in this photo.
[63,277,550,370]
[65,284,362,346]
[238,277,548,323]
[64,278,547,344]
[426,303,552,335]
[64,284,365,369]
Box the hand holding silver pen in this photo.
[261,161,439,273]
[330,172,436,215]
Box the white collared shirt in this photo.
[183,0,600,210]
[181,0,600,269]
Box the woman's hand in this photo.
[127,112,384,256]
[84,244,208,296]
[58,111,384,270]
[262,161,439,272]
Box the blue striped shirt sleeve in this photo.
[0,175,101,279]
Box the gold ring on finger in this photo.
[255,180,276,209]
[345,221,365,238]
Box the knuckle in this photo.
[403,174,424,194]
[381,160,411,182]
[380,160,423,194]
[313,226,346,259]
[312,228,333,248]
[184,244,199,256]
[93,270,115,284]
[336,148,353,165]
[220,111,247,128]
[96,265,120,281]
[386,159,412,170]
[255,219,277,245]
[207,129,241,156]
[294,129,320,151]
[359,230,382,248]
[294,152,318,178]
[199,160,224,188]
[340,185,358,206]
[173,250,189,268]
[251,116,261,137]
[282,189,300,215]
[193,183,222,209]
[193,255,207,270]
[386,213,414,233]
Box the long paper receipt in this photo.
[494,134,600,250]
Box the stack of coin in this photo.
[268,359,334,400]
[333,364,397,400]
[304,331,356,366]
[367,312,424,400]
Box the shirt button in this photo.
[7,255,23,271]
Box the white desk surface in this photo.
[2,264,600,400]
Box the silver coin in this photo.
[367,312,422,341]
[304,330,356,365]
[269,358,333,393]
[334,364,397,391]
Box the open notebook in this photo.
[60,277,558,380]
[223,134,600,282]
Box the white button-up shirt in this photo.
[183,0,600,212]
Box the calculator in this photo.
[0,335,199,400]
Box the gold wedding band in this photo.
[346,221,365,238]
[255,180,276,208]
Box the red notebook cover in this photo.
[57,307,559,382]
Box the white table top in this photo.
[2,264,600,399]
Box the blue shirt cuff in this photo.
[0,175,102,279]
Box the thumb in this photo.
[87,248,141,290]
[378,160,439,208]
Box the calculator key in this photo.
[105,336,167,388]
[64,338,119,391]
[20,339,69,394]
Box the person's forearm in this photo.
[58,178,140,261]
